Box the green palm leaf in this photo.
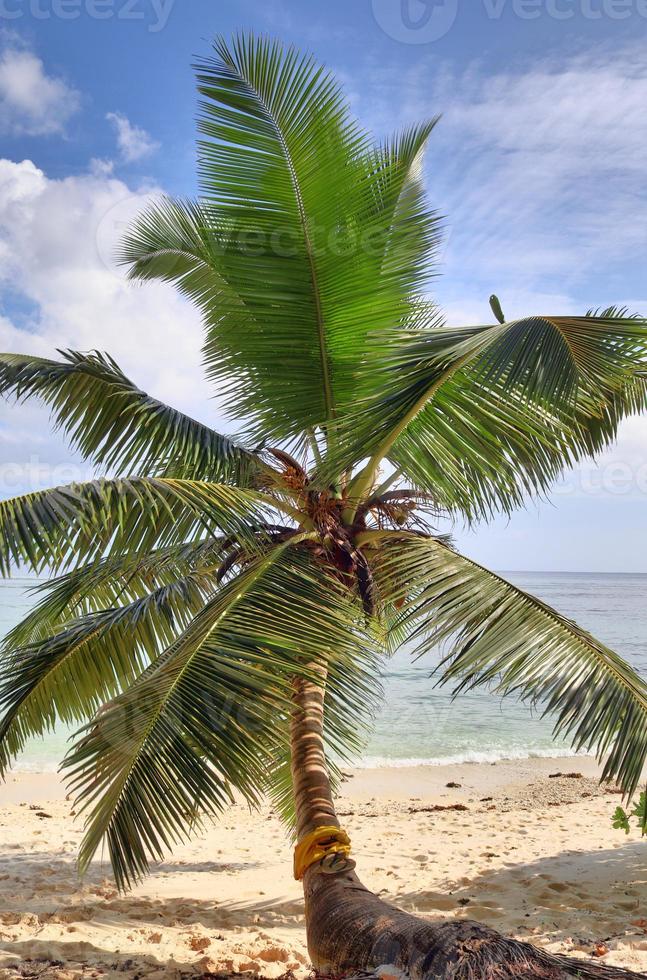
[2,539,227,650]
[385,314,647,517]
[122,36,442,444]
[0,350,260,484]
[0,477,273,575]
[64,545,373,887]
[341,312,647,514]
[0,571,215,775]
[368,532,647,797]
[384,356,645,521]
[470,314,647,409]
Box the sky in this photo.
[0,0,646,572]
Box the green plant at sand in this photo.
[613,793,646,835]
[2,33,647,980]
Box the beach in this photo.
[1,756,646,979]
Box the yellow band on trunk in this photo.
[293,825,352,880]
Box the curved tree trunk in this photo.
[290,670,643,980]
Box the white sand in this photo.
[1,758,646,978]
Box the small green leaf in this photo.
[612,807,631,834]
[631,791,647,833]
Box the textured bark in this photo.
[290,669,339,839]
[290,670,644,980]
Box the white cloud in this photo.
[89,157,115,178]
[429,47,647,285]
[0,157,216,496]
[106,111,159,163]
[354,42,647,314]
[0,44,80,136]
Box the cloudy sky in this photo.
[0,0,646,572]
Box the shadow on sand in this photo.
[1,841,645,975]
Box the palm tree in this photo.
[1,33,646,980]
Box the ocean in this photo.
[0,572,645,773]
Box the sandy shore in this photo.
[1,757,646,978]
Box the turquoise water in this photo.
[0,572,645,772]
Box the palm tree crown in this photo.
[1,33,646,890]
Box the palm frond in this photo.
[64,545,377,887]
[387,313,647,518]
[387,379,569,520]
[341,312,647,513]
[0,571,215,775]
[122,36,442,444]
[470,314,647,408]
[369,533,647,797]
[385,360,643,522]
[573,308,647,454]
[0,351,260,484]
[2,539,227,651]
[0,478,273,575]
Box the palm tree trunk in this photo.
[290,669,643,980]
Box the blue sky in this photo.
[0,0,646,571]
